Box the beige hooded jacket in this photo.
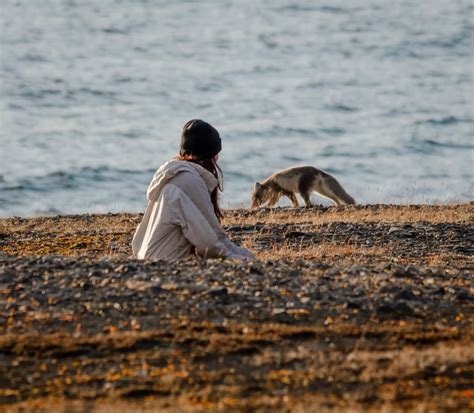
[132,159,254,261]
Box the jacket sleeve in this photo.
[168,185,231,258]
[169,172,255,260]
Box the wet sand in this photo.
[0,204,473,412]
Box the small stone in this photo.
[227,225,241,233]
[204,287,228,297]
[456,289,473,301]
[394,288,417,301]
[284,231,308,239]
[393,265,419,278]
[376,301,415,318]
[344,300,361,309]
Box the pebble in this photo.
[376,301,415,318]
[393,288,418,301]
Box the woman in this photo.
[132,119,255,261]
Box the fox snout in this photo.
[251,182,264,209]
[250,199,259,209]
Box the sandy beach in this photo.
[0,204,473,412]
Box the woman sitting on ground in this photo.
[132,119,255,261]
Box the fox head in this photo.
[250,182,268,208]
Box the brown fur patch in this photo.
[264,182,294,206]
[298,172,318,206]
[269,181,294,199]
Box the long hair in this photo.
[178,154,224,222]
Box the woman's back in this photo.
[132,120,254,261]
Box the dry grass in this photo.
[0,213,137,235]
[223,203,473,226]
[243,237,388,261]
[1,204,472,269]
[1,321,472,412]
[1,204,471,237]
[349,340,473,383]
[0,204,472,412]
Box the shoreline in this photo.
[1,203,472,268]
[1,204,473,412]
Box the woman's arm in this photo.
[170,172,255,259]
[220,237,256,259]
[169,185,253,259]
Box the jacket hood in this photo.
[147,159,219,201]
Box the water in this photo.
[1,0,473,216]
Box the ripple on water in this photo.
[319,128,346,136]
[0,167,154,194]
[1,0,473,214]
[415,116,470,126]
[324,104,359,113]
[421,139,474,150]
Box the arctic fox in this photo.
[251,166,356,208]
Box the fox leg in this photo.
[280,188,299,207]
[298,173,314,207]
[314,174,356,206]
[288,192,299,207]
[300,191,312,207]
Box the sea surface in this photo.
[1,0,473,216]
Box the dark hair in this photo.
[180,119,222,160]
[178,119,223,221]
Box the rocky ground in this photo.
[0,204,473,412]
